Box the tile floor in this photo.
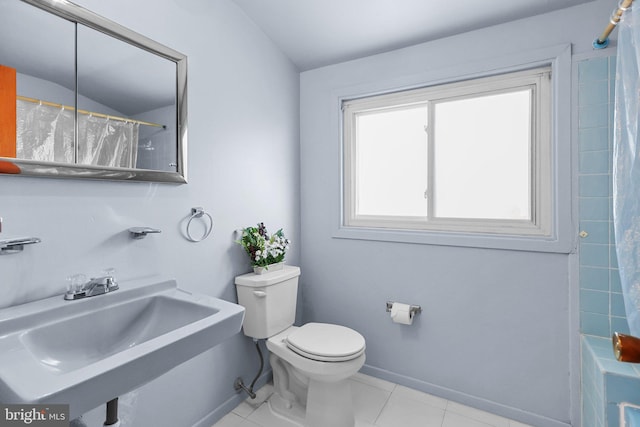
[211,373,534,427]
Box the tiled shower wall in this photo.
[579,55,640,427]
[578,55,628,339]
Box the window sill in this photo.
[333,225,574,254]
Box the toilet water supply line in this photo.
[234,339,264,399]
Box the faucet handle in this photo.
[66,273,87,293]
[102,268,118,290]
[102,267,116,276]
[64,273,88,300]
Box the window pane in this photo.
[433,90,531,220]
[356,105,428,216]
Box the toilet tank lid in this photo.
[235,265,300,287]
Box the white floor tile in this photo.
[232,401,258,419]
[375,392,445,427]
[233,384,275,418]
[352,372,397,392]
[253,384,275,403]
[211,412,245,427]
[509,421,535,427]
[446,401,510,427]
[393,384,448,410]
[354,420,377,427]
[246,403,301,427]
[442,411,494,427]
[350,378,392,423]
[237,419,263,427]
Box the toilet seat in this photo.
[285,322,365,362]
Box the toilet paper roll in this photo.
[390,302,414,325]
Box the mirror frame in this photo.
[2,0,188,183]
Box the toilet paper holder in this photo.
[386,301,422,316]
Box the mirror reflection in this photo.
[76,24,177,171]
[0,0,187,183]
[1,0,75,163]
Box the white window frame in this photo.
[342,66,552,238]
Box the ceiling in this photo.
[231,0,598,71]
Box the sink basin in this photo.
[0,277,244,419]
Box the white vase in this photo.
[253,262,284,275]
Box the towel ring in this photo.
[186,207,214,242]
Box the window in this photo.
[342,66,551,237]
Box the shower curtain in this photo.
[613,4,640,337]
[17,100,74,163]
[16,99,139,168]
[77,114,139,168]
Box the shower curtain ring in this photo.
[611,11,621,26]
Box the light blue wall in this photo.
[0,0,299,425]
[299,2,612,427]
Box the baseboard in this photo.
[360,364,571,427]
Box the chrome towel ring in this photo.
[186,207,214,242]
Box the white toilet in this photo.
[235,265,365,427]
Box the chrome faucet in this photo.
[64,271,119,300]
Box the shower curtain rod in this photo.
[593,0,634,49]
[17,95,166,129]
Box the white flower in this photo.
[239,223,290,267]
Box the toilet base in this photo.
[268,378,356,427]
[269,394,305,426]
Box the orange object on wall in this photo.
[0,160,20,174]
[0,64,17,158]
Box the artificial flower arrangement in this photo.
[238,222,290,271]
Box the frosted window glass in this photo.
[433,90,531,220]
[356,106,428,216]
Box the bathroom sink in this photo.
[0,277,244,418]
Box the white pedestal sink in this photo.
[0,277,244,419]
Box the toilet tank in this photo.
[234,265,300,339]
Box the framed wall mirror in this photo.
[0,0,188,183]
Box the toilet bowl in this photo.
[235,266,366,427]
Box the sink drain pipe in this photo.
[103,398,119,426]
[234,339,264,399]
